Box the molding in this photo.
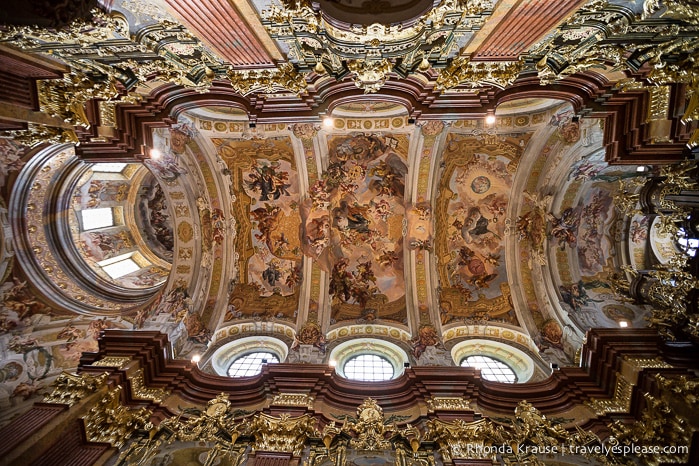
[79,328,696,417]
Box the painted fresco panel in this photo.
[215,137,302,321]
[437,133,523,325]
[136,179,175,261]
[306,133,408,325]
[554,158,652,331]
[78,230,133,262]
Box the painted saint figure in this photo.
[246,162,291,201]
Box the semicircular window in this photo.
[343,354,395,381]
[227,351,280,377]
[461,355,517,383]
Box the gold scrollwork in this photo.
[347,59,393,94]
[437,57,524,90]
[42,371,109,406]
[586,371,634,415]
[226,63,307,95]
[609,389,692,465]
[425,396,472,412]
[91,356,131,368]
[246,412,319,456]
[271,392,314,408]
[130,368,170,404]
[83,386,153,448]
[427,401,601,465]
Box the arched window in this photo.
[451,338,535,383]
[329,338,408,382]
[343,353,394,381]
[227,351,280,377]
[80,207,115,230]
[209,336,289,377]
[461,355,517,383]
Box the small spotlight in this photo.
[550,363,559,370]
[636,165,649,172]
[249,122,256,128]
[407,118,415,124]
[149,148,162,159]
[323,116,334,128]
[191,354,201,363]
[404,362,410,368]
[329,359,337,367]
[261,358,268,364]
[572,116,579,123]
[485,114,496,125]
[619,321,629,328]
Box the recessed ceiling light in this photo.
[619,321,629,328]
[323,116,334,128]
[149,148,162,159]
[485,114,496,125]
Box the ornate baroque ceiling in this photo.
[0,0,698,414]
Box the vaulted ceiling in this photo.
[0,0,697,409]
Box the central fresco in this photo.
[307,133,409,325]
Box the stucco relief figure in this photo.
[291,320,327,353]
[411,324,440,358]
[169,123,193,154]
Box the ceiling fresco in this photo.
[0,0,698,441]
[135,174,176,264]
[323,133,409,325]
[551,160,652,332]
[436,132,527,326]
[102,99,660,370]
[216,136,303,322]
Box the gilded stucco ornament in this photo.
[532,0,699,108]
[609,383,693,465]
[83,386,153,449]
[117,393,248,466]
[426,401,602,465]
[612,161,699,341]
[245,412,320,456]
[226,63,307,95]
[436,57,524,90]
[159,393,242,442]
[0,8,218,146]
[425,396,472,412]
[5,125,79,147]
[42,371,109,406]
[347,59,393,94]
[129,368,170,403]
[262,0,492,92]
[323,398,416,451]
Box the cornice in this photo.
[79,328,696,419]
[73,71,692,164]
